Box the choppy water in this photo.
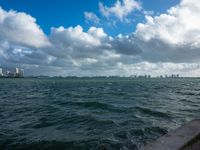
[0,78,200,150]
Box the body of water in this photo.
[0,78,200,150]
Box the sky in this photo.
[1,0,200,77]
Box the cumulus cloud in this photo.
[1,0,200,77]
[134,0,200,62]
[49,25,110,59]
[0,7,50,48]
[99,0,141,21]
[111,34,141,55]
[84,11,100,25]
[0,7,52,73]
[47,0,200,76]
[48,25,142,61]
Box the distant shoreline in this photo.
[0,76,200,79]
[0,77,24,78]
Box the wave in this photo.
[68,101,124,113]
[176,91,197,96]
[129,126,167,137]
[1,126,167,150]
[133,106,171,118]
[1,139,139,150]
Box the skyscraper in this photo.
[0,68,2,76]
[15,68,24,77]
[16,68,19,74]
[20,69,24,77]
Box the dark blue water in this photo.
[0,78,200,150]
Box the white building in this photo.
[16,68,20,74]
[0,68,2,76]
[15,67,24,77]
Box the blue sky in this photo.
[1,0,200,77]
[0,0,180,36]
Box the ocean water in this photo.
[0,78,200,150]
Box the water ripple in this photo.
[0,78,200,149]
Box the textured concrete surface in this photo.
[181,135,200,150]
[140,119,200,150]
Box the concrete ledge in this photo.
[140,119,200,150]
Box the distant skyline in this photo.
[1,0,200,77]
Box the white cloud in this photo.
[134,0,200,62]
[135,0,200,46]
[48,25,141,62]
[99,0,141,21]
[84,12,100,25]
[0,7,50,48]
[48,25,117,66]
[50,25,106,47]
[1,0,200,77]
[0,7,52,75]
[48,25,110,61]
[142,10,154,16]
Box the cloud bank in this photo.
[135,0,200,62]
[1,0,200,77]
[0,7,50,48]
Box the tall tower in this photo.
[20,69,24,77]
[15,68,20,77]
[0,68,2,76]
[16,68,20,74]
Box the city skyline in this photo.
[0,67,24,78]
[0,67,182,78]
[1,0,200,77]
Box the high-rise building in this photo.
[15,67,24,77]
[15,68,20,77]
[0,68,2,76]
[20,69,24,77]
[16,68,20,74]
[6,71,14,77]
